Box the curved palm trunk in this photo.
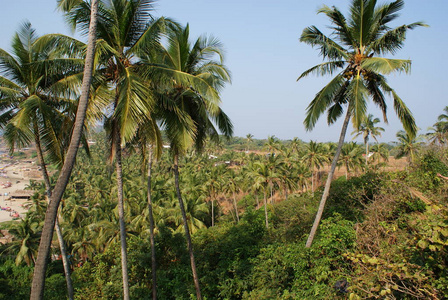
[146,149,157,300]
[33,130,74,300]
[30,1,98,298]
[306,109,351,248]
[115,130,130,300]
[173,154,202,300]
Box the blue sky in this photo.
[1,0,446,143]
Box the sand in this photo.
[0,160,40,223]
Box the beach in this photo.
[0,160,40,223]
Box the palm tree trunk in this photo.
[311,171,314,194]
[146,148,157,300]
[173,154,202,300]
[263,188,269,229]
[33,130,74,300]
[211,198,214,227]
[365,141,369,166]
[30,2,98,298]
[232,191,239,223]
[115,129,130,300]
[305,109,351,248]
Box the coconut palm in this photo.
[30,1,99,298]
[370,142,389,168]
[202,164,226,226]
[265,135,280,155]
[395,130,422,165]
[246,133,254,152]
[337,142,363,179]
[290,137,303,154]
[301,141,327,193]
[57,1,170,298]
[149,24,232,300]
[0,22,90,300]
[426,123,447,147]
[5,216,41,266]
[352,114,385,165]
[298,0,425,248]
[427,107,448,147]
[437,106,448,131]
[248,161,272,229]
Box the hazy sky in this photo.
[1,0,446,143]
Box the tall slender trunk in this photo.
[365,141,369,166]
[33,129,74,300]
[305,109,351,248]
[255,193,259,208]
[211,198,214,227]
[284,185,288,201]
[146,148,157,300]
[30,2,98,298]
[115,129,130,300]
[173,154,202,300]
[263,188,269,229]
[30,0,98,300]
[311,170,315,194]
[232,191,239,223]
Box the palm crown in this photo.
[299,0,426,138]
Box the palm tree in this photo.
[370,142,389,168]
[290,137,302,154]
[246,133,254,152]
[5,216,42,267]
[58,2,169,298]
[151,24,232,300]
[0,21,88,299]
[298,0,424,248]
[248,161,271,229]
[395,130,422,165]
[437,106,448,131]
[426,107,448,147]
[30,1,99,298]
[265,135,280,155]
[301,141,327,193]
[337,142,363,179]
[202,165,226,226]
[352,114,385,165]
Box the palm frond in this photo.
[304,74,347,130]
[300,26,348,60]
[361,57,411,74]
[297,61,345,81]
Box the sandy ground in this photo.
[0,161,39,223]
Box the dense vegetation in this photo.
[1,132,448,299]
[0,0,446,299]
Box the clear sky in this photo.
[1,0,446,143]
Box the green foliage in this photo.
[0,259,32,299]
[244,214,355,299]
[326,172,383,221]
[270,195,315,242]
[194,209,267,299]
[411,152,448,191]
